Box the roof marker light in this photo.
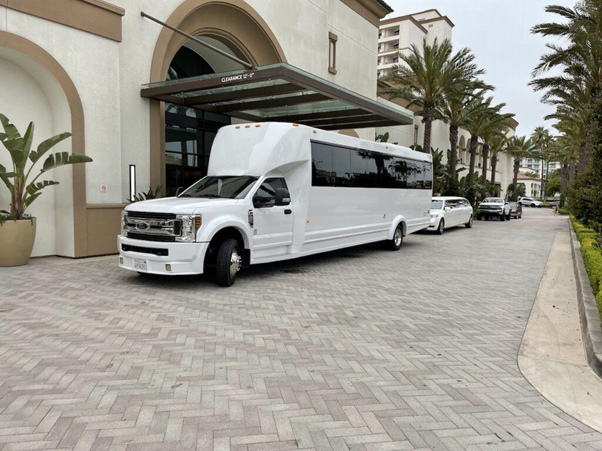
[235,125,241,129]
[293,123,299,127]
[245,125,250,128]
[255,124,261,128]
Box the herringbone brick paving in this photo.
[1,209,601,450]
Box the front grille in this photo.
[128,211,176,220]
[124,211,181,242]
[126,232,176,242]
[122,244,169,256]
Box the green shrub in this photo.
[558,208,569,215]
[571,215,602,326]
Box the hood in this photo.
[125,197,240,214]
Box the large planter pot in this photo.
[0,218,36,267]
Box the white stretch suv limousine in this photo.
[429,197,473,234]
[119,123,433,286]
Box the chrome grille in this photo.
[125,212,181,242]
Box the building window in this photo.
[393,57,399,63]
[328,32,338,75]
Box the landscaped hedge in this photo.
[571,215,602,326]
[559,208,570,215]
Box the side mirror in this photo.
[275,188,291,206]
[175,186,184,197]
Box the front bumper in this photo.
[428,216,442,229]
[478,210,504,216]
[118,235,209,275]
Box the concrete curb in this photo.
[569,221,602,379]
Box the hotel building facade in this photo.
[0,0,416,258]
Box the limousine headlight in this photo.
[176,214,202,242]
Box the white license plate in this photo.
[133,259,148,272]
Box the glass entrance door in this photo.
[165,107,230,196]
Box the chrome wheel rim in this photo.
[394,228,402,246]
[230,249,242,279]
[439,221,444,233]
[469,216,473,226]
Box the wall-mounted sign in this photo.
[221,72,255,84]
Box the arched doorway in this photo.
[148,0,287,192]
[0,31,87,258]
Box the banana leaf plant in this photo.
[0,113,92,221]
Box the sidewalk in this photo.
[519,230,602,432]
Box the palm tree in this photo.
[480,114,515,186]
[463,96,510,203]
[488,135,507,195]
[380,38,485,154]
[505,136,539,201]
[531,1,602,221]
[438,87,491,193]
[531,126,554,200]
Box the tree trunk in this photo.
[540,157,545,201]
[422,106,434,154]
[481,144,490,189]
[490,155,498,195]
[542,160,550,200]
[466,135,479,203]
[448,124,459,194]
[512,160,520,201]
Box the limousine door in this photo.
[252,178,294,259]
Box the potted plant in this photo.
[0,114,92,266]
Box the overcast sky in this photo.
[383,0,574,137]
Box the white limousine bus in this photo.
[119,123,433,286]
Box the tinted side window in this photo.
[332,146,352,187]
[423,162,433,190]
[255,178,288,207]
[312,143,333,186]
[365,153,380,188]
[350,150,368,188]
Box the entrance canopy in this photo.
[141,63,413,130]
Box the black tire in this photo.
[383,224,404,250]
[531,204,536,208]
[485,216,490,221]
[477,214,482,221]
[519,214,522,219]
[437,219,445,235]
[500,214,505,221]
[506,213,511,220]
[465,215,473,228]
[215,238,241,287]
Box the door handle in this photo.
[284,209,292,215]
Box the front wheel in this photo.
[465,215,473,228]
[506,213,511,220]
[500,214,506,221]
[383,224,404,251]
[437,219,445,235]
[215,238,242,287]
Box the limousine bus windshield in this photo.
[180,176,257,199]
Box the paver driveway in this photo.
[1,209,601,451]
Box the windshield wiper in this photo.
[197,194,223,198]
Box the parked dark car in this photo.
[509,201,522,219]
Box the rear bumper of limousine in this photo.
[118,235,209,275]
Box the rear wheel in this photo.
[215,238,242,287]
[500,214,506,221]
[465,215,473,228]
[383,224,403,250]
